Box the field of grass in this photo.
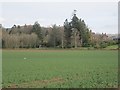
[2,49,118,88]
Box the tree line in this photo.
[1,12,118,49]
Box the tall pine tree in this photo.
[32,21,43,47]
[64,19,72,48]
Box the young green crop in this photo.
[2,50,118,88]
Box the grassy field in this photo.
[2,49,118,88]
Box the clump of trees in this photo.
[64,13,91,48]
[1,11,118,49]
[2,30,38,48]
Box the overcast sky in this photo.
[1,2,118,34]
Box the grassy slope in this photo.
[2,50,118,88]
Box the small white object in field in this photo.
[24,57,27,60]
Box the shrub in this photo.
[100,42,108,48]
[94,43,100,49]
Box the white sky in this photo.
[0,1,118,34]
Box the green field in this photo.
[2,49,118,88]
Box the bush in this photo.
[100,42,108,48]
[82,43,90,47]
[94,43,100,49]
[108,40,117,46]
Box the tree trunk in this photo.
[61,34,64,48]
[74,31,77,48]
